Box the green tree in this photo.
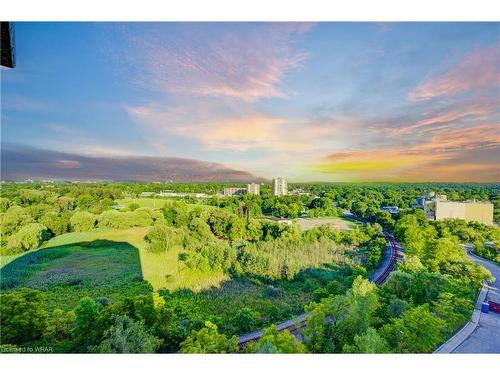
[343,327,390,353]
[47,309,76,340]
[6,223,51,253]
[70,211,96,232]
[0,288,48,344]
[40,211,70,236]
[92,315,162,353]
[0,205,33,237]
[246,325,306,353]
[381,304,445,353]
[179,321,238,353]
[72,297,100,348]
[144,224,184,256]
[232,307,259,332]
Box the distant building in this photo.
[223,187,247,196]
[247,183,260,195]
[290,188,310,196]
[420,193,493,225]
[158,191,209,198]
[140,192,155,197]
[266,217,292,225]
[272,177,288,196]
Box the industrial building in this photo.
[272,177,288,196]
[247,183,260,195]
[420,193,494,225]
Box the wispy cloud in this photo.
[111,23,314,102]
[409,42,500,101]
[128,102,341,154]
[2,95,54,112]
[384,100,498,136]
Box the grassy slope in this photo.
[1,227,227,292]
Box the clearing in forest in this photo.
[295,216,358,231]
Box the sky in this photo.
[1,22,499,182]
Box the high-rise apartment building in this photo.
[247,183,260,195]
[272,177,287,196]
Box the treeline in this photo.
[0,196,163,255]
[145,200,385,282]
[430,218,499,263]
[206,193,342,219]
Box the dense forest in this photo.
[0,181,498,353]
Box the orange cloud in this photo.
[317,124,500,181]
[409,42,500,101]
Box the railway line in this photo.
[237,223,403,348]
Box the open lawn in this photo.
[295,216,358,231]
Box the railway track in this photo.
[237,226,402,347]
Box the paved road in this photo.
[452,248,500,354]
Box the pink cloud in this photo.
[385,100,498,136]
[409,42,500,101]
[119,23,314,102]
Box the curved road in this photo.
[451,247,500,353]
[237,224,402,346]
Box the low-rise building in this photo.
[290,188,310,196]
[420,193,494,225]
[223,187,247,196]
[158,191,209,198]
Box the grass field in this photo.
[117,197,216,211]
[1,227,228,293]
[295,216,358,231]
[0,237,151,311]
[116,197,167,209]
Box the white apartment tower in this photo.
[247,183,260,195]
[272,177,288,196]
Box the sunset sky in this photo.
[1,22,499,182]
